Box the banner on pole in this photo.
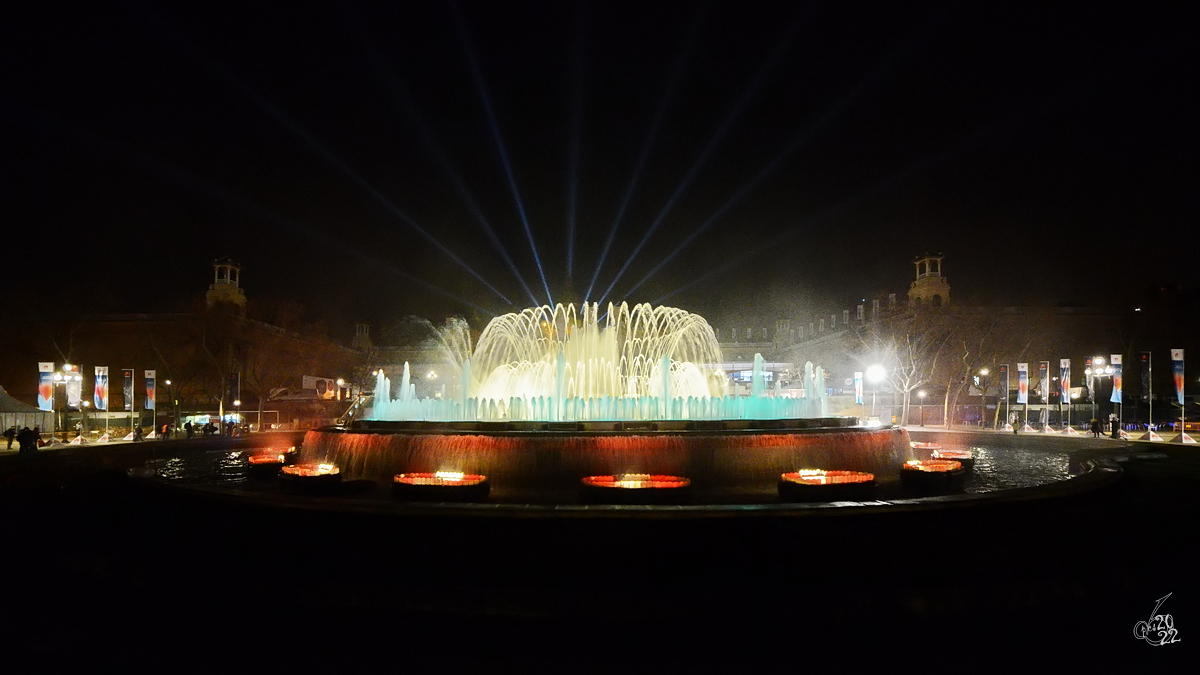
[123,369,134,411]
[1038,361,1049,401]
[1017,363,1028,404]
[37,362,54,411]
[94,366,109,411]
[1110,355,1122,404]
[1140,352,1151,399]
[854,372,863,405]
[1060,359,1071,403]
[64,364,82,410]
[1172,349,1184,405]
[1085,357,1096,402]
[999,364,1009,402]
[144,370,156,411]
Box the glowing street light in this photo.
[866,364,886,419]
[1085,356,1115,421]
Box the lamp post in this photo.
[918,390,927,426]
[163,379,175,436]
[52,371,65,440]
[977,367,990,428]
[1085,356,1114,424]
[866,364,886,420]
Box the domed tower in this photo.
[907,252,950,308]
[206,257,247,314]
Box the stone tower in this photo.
[907,252,950,307]
[352,323,373,350]
[206,257,247,314]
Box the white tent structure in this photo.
[0,385,54,433]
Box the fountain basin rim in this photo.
[339,416,872,437]
[134,457,1120,518]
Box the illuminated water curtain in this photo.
[369,302,828,422]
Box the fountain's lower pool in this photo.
[136,425,1081,509]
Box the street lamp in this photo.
[52,365,81,441]
[976,368,990,427]
[918,390,927,426]
[866,364,886,419]
[1085,357,1114,423]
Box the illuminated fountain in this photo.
[304,302,913,504]
[370,302,828,422]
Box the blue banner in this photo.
[1017,363,1028,404]
[1172,349,1184,406]
[144,370,156,411]
[854,371,863,405]
[94,366,109,411]
[123,369,134,412]
[37,362,54,411]
[1060,359,1071,402]
[1110,355,1122,404]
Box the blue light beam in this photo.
[583,3,711,302]
[345,9,537,306]
[454,0,554,307]
[566,2,587,282]
[596,8,810,305]
[139,8,515,306]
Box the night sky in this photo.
[5,1,1195,338]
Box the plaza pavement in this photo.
[1,426,1195,669]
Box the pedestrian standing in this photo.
[4,425,15,450]
[16,427,33,453]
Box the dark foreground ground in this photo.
[1,431,1195,671]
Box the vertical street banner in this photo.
[854,372,863,405]
[1085,357,1095,401]
[94,366,109,411]
[37,362,54,411]
[1172,349,1184,406]
[123,369,134,411]
[1110,355,1122,404]
[1140,352,1152,399]
[144,370,156,410]
[1060,359,1071,402]
[1017,363,1029,404]
[1038,361,1050,401]
[64,364,82,410]
[999,364,1009,402]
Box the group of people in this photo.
[3,425,43,454]
[183,421,221,438]
[6,418,255,451]
[1089,414,1122,438]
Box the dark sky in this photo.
[5,1,1195,337]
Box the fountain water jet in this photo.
[370,302,827,422]
[304,302,912,504]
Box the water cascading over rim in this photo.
[368,302,828,422]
